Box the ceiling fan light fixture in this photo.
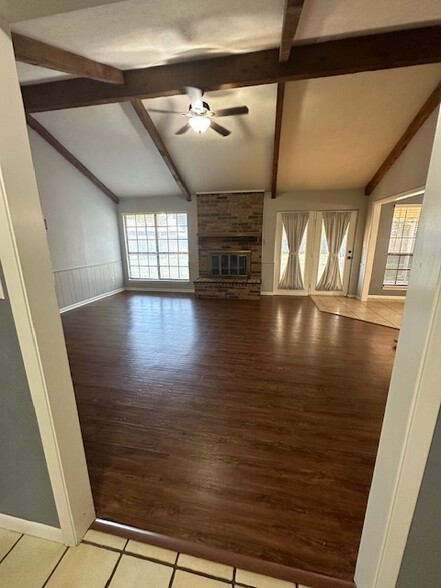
[188,114,211,134]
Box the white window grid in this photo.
[383,205,421,287]
[123,212,189,281]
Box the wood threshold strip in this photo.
[12,33,124,85]
[26,114,119,204]
[21,25,441,113]
[130,100,191,201]
[92,518,356,588]
[365,80,441,195]
[280,0,305,62]
[271,82,285,199]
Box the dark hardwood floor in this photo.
[62,292,396,583]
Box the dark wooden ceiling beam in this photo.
[130,100,192,201]
[21,25,441,113]
[365,80,441,196]
[271,83,286,199]
[13,32,124,85]
[280,0,305,62]
[26,114,119,204]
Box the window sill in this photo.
[382,286,408,291]
[128,278,190,283]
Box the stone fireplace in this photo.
[194,192,264,299]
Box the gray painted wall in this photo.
[0,266,59,527]
[28,131,124,310]
[397,406,441,588]
[369,195,423,297]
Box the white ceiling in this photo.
[33,103,180,198]
[12,0,441,84]
[295,0,441,42]
[0,0,124,23]
[278,64,441,191]
[13,0,285,84]
[32,85,277,196]
[10,0,441,196]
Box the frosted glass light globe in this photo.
[188,115,211,134]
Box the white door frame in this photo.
[357,188,425,301]
[355,108,441,587]
[0,170,95,545]
[0,21,94,545]
[273,210,357,296]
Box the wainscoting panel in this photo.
[53,261,123,310]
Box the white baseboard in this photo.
[0,513,63,543]
[368,294,406,300]
[262,291,358,298]
[60,287,124,313]
[126,287,195,294]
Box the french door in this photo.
[275,210,357,296]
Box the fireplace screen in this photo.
[210,251,251,277]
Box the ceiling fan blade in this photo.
[210,121,231,137]
[185,86,203,110]
[214,106,249,117]
[175,123,191,135]
[149,108,184,114]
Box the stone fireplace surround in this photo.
[194,192,264,299]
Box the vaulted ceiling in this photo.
[4,0,441,198]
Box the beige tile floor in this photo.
[0,527,314,588]
[311,296,404,329]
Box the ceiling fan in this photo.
[148,87,249,137]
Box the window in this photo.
[383,205,421,287]
[123,212,189,281]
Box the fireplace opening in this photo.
[210,251,251,277]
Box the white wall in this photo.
[369,109,438,203]
[28,131,123,310]
[356,106,441,588]
[118,195,198,291]
[357,108,439,299]
[262,189,367,294]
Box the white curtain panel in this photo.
[316,211,351,291]
[279,212,309,290]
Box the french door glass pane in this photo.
[298,226,308,283]
[279,222,308,284]
[317,221,328,285]
[338,230,348,279]
[316,219,349,289]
